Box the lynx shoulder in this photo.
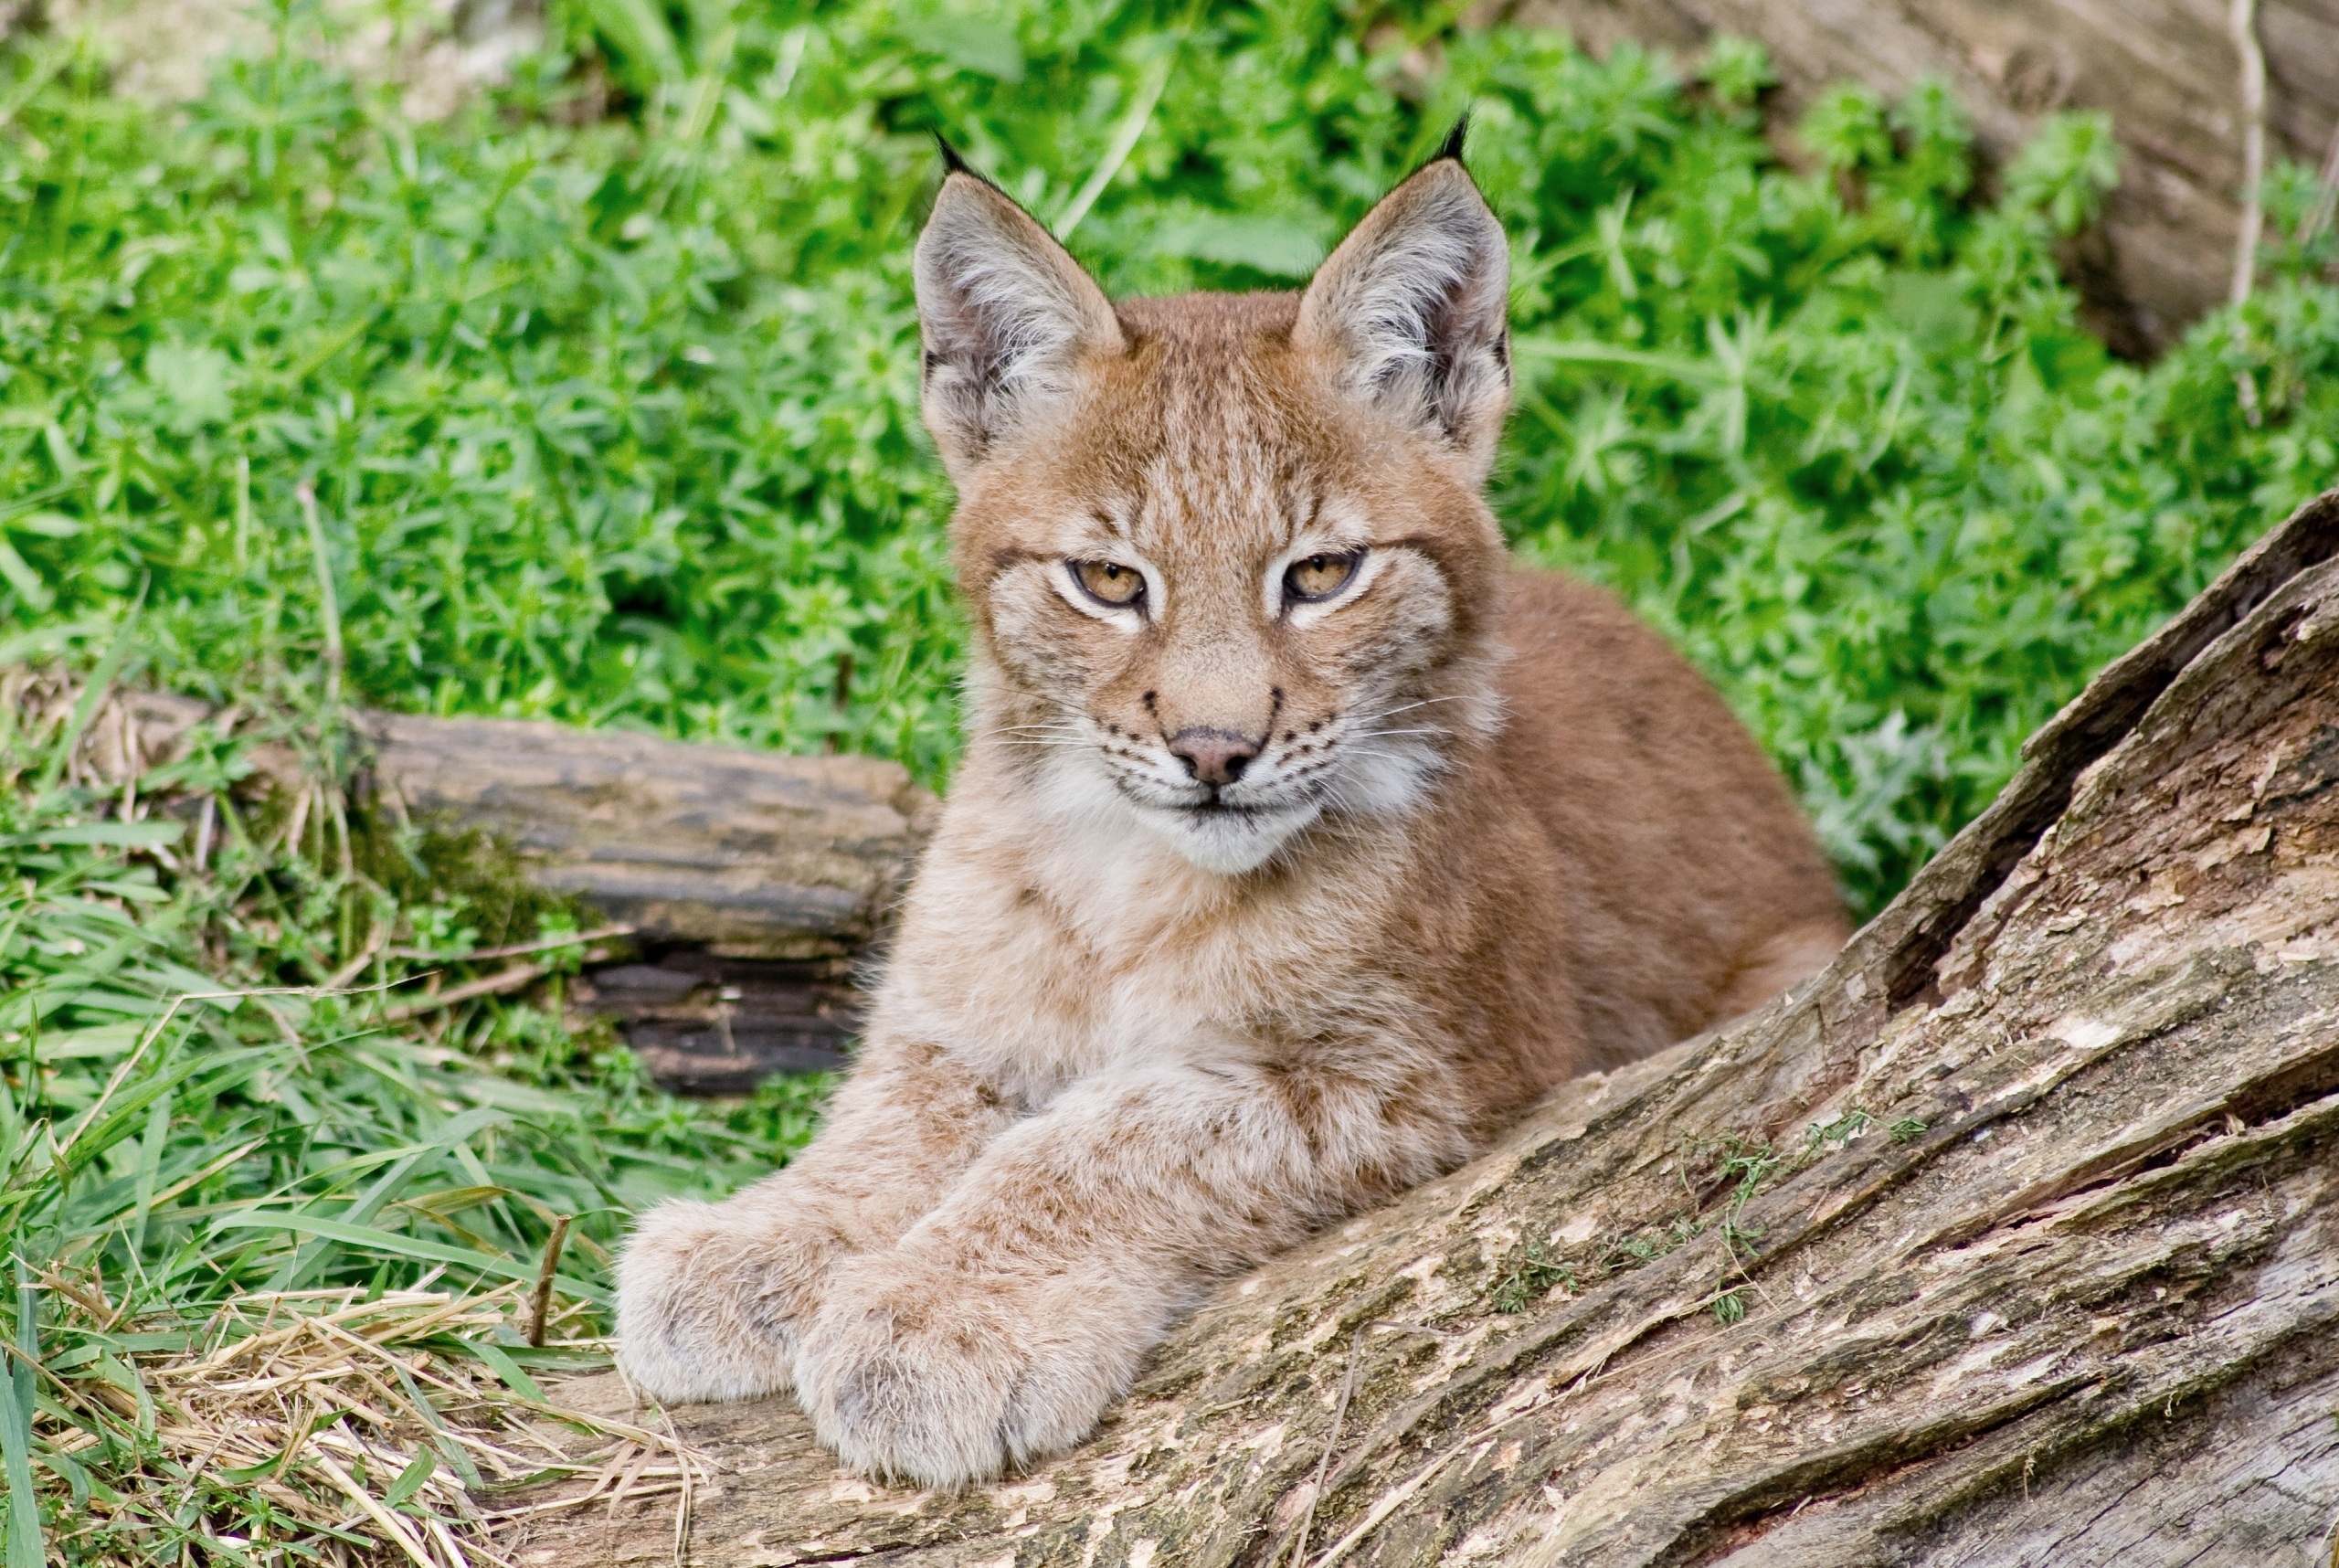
[615,143,1848,1487]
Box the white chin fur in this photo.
[1021,747,1323,876]
[1138,801,1320,875]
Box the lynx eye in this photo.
[1285,550,1363,604]
[1070,558,1146,609]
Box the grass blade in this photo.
[210,1212,609,1304]
[0,1266,41,1568]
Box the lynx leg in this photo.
[792,1056,1468,1486]
[617,1038,1014,1404]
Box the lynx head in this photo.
[915,138,1513,875]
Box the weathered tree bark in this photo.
[1499,0,2339,355]
[510,485,2339,1567]
[347,711,934,1087]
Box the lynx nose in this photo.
[1169,728,1259,787]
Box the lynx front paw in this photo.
[615,1192,842,1404]
[793,1252,1151,1488]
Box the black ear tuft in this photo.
[936,133,977,179]
[1434,114,1469,168]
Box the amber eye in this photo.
[1285,550,1363,604]
[1070,558,1146,609]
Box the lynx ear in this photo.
[1294,150,1511,475]
[915,161,1124,477]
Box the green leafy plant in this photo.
[1807,1107,1878,1151]
[1489,1235,1578,1313]
[2,3,2333,913]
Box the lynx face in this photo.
[917,158,1515,873]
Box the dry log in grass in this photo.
[509,485,2339,1567]
[27,691,937,962]
[10,676,925,1090]
[1500,0,2339,355]
[348,711,936,959]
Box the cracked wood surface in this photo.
[513,488,2339,1568]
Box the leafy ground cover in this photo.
[4,0,2333,907]
[0,0,2334,1559]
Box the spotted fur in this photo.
[617,154,1848,1487]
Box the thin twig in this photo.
[1311,1438,1484,1568]
[380,962,542,1022]
[324,916,391,991]
[1285,1322,1370,1568]
[390,924,634,965]
[377,945,617,1022]
[524,1216,571,1350]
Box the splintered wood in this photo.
[510,488,2339,1567]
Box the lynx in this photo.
[616,135,1848,1488]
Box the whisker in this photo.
[1365,694,1480,719]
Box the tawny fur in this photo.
[617,154,1848,1488]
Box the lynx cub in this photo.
[617,138,1847,1487]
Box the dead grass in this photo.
[37,1274,706,1567]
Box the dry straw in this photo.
[34,1273,706,1568]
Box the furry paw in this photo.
[615,1187,845,1404]
[793,1251,1151,1487]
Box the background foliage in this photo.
[0,0,2334,1554]
[2,0,2332,909]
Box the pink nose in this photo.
[1169,728,1259,787]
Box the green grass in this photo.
[0,659,826,1559]
[0,0,2335,1557]
[2,1,2332,908]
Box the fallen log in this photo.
[1502,0,2339,355]
[17,692,934,961]
[508,484,2339,1566]
[4,683,932,1088]
[347,713,928,1085]
[346,711,934,961]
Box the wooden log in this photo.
[350,711,935,960]
[1498,0,2339,355]
[8,685,930,1087]
[25,694,938,962]
[506,485,2339,1565]
[575,953,862,1093]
